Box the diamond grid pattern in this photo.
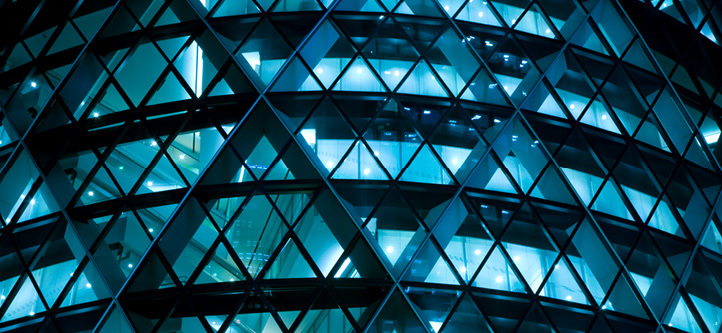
[0,0,721,332]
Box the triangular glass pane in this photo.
[400,144,453,184]
[590,178,633,220]
[403,240,460,285]
[334,0,385,11]
[539,258,588,304]
[137,153,188,195]
[701,221,722,255]
[272,0,322,11]
[156,36,188,59]
[270,56,323,92]
[666,294,704,333]
[522,81,567,118]
[60,262,112,308]
[264,238,317,279]
[92,82,130,118]
[466,154,518,194]
[368,289,427,332]
[570,21,610,55]
[394,0,444,17]
[473,245,525,293]
[460,67,509,106]
[264,140,324,181]
[1,277,46,322]
[331,140,388,180]
[603,274,649,318]
[23,28,55,58]
[529,164,577,205]
[48,23,85,55]
[148,72,192,105]
[333,56,385,92]
[431,106,488,182]
[334,237,390,279]
[212,0,261,16]
[398,60,449,97]
[580,97,621,134]
[153,2,182,27]
[455,0,503,26]
[514,5,556,39]
[195,241,245,284]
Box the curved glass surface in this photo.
[0,0,721,332]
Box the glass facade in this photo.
[0,0,721,332]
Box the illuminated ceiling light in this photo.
[88,191,94,196]
[148,228,154,233]
[601,114,607,120]
[394,70,400,76]
[385,246,394,253]
[86,283,92,289]
[459,266,466,273]
[128,263,133,268]
[325,160,334,168]
[423,110,431,114]
[452,158,458,165]
[179,154,185,160]
[30,81,37,88]
[474,249,482,255]
[565,295,572,301]
[316,67,323,74]
[478,11,484,17]
[356,68,362,74]
[147,181,153,187]
[93,112,99,118]
[495,276,503,283]
[569,103,576,109]
[363,168,370,175]
[546,28,552,34]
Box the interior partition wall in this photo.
[0,0,721,332]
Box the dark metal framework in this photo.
[0,0,721,332]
